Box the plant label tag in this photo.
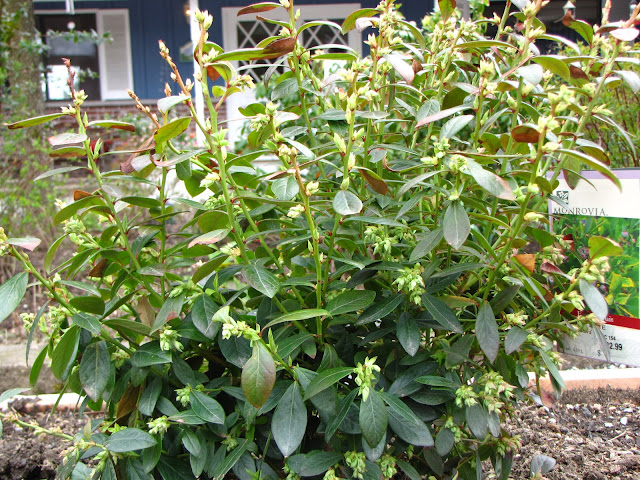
[550,170,640,366]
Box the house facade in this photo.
[33,0,634,114]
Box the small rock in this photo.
[624,408,633,413]
[548,418,556,424]
[582,407,592,416]
[604,422,614,428]
[621,417,628,425]
[593,403,602,412]
[566,404,574,410]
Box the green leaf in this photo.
[190,390,226,424]
[51,325,80,380]
[410,228,443,263]
[243,265,280,298]
[539,349,565,390]
[579,279,608,321]
[5,112,65,129]
[588,236,623,259]
[0,273,28,324]
[242,343,276,408]
[532,55,571,80]
[49,146,86,158]
[380,391,434,446]
[476,302,499,362]
[34,166,85,181]
[105,428,157,453]
[416,105,471,128]
[443,201,470,249]
[119,196,163,208]
[560,149,622,190]
[397,314,420,356]
[287,452,343,477]
[397,460,422,480]
[79,341,110,401]
[466,160,514,200]
[87,120,136,132]
[530,454,556,475]
[435,427,455,456]
[333,190,363,215]
[157,95,190,115]
[272,176,299,200]
[272,382,307,457]
[151,294,185,333]
[0,387,30,404]
[69,296,105,315]
[341,8,378,34]
[438,0,455,20]
[359,389,388,448]
[505,326,528,354]
[49,132,87,146]
[327,290,375,315]
[440,115,474,140]
[191,294,221,339]
[54,196,105,224]
[303,367,354,400]
[30,347,47,386]
[357,294,404,325]
[421,293,463,333]
[263,309,330,330]
[138,377,163,416]
[154,117,191,144]
[325,388,358,441]
[466,403,488,439]
[131,341,172,367]
[272,77,299,101]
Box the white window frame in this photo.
[221,3,362,146]
[35,8,134,101]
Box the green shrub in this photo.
[1,1,636,479]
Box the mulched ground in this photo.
[1,388,639,479]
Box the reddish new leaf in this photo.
[511,125,541,144]
[237,2,281,16]
[88,259,108,278]
[74,190,93,201]
[514,254,536,273]
[569,65,589,81]
[262,36,297,58]
[541,262,564,275]
[360,170,389,195]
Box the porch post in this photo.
[189,0,206,146]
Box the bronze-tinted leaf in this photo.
[73,190,93,201]
[88,259,108,278]
[561,9,575,27]
[387,54,415,85]
[360,170,389,195]
[540,262,564,275]
[412,59,422,75]
[514,253,536,273]
[262,36,297,58]
[569,65,589,80]
[137,296,156,328]
[121,135,155,174]
[116,385,140,422]
[511,125,541,144]
[237,2,281,16]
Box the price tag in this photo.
[561,316,640,367]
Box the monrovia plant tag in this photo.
[550,171,640,367]
[1,1,638,479]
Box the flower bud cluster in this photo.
[204,195,225,211]
[364,225,394,257]
[345,451,367,479]
[287,204,305,219]
[216,306,261,343]
[0,227,9,256]
[200,171,221,189]
[455,385,478,407]
[159,326,184,352]
[220,243,241,258]
[354,356,380,401]
[580,256,610,284]
[503,310,528,328]
[228,74,255,91]
[378,454,397,480]
[446,154,467,174]
[393,264,425,305]
[147,415,170,435]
